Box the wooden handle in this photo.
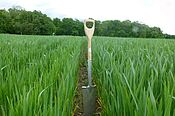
[84,19,95,40]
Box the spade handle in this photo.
[84,19,95,40]
[84,19,95,61]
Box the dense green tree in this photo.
[53,18,63,35]
[94,20,101,36]
[164,34,175,39]
[0,9,11,33]
[72,19,84,36]
[0,7,174,38]
[3,7,55,35]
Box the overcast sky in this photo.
[0,0,174,35]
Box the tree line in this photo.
[0,6,174,39]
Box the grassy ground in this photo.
[1,34,175,115]
[0,34,84,115]
[93,37,175,115]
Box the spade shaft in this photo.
[84,19,95,87]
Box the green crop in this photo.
[93,37,175,115]
[1,34,175,116]
[0,34,83,116]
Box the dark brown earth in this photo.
[73,41,102,116]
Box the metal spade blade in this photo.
[82,85,96,116]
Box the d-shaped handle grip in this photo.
[84,19,95,39]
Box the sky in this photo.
[0,0,174,35]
